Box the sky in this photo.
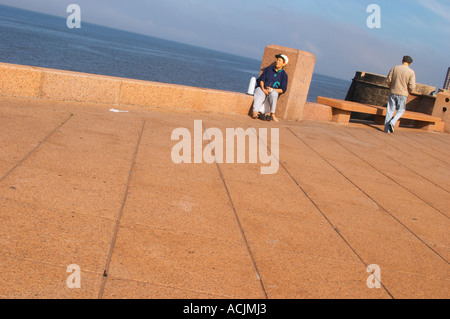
[0,0,449,88]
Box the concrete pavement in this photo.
[0,96,448,299]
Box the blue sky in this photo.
[0,0,449,88]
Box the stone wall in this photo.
[0,62,254,115]
[345,71,437,113]
[345,72,390,106]
[1,45,318,122]
[342,71,444,128]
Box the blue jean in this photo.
[252,87,279,114]
[385,94,407,131]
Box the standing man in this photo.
[384,56,416,133]
[252,54,289,122]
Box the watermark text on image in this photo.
[366,264,381,289]
[171,120,279,175]
[367,4,381,29]
[67,264,81,289]
[67,4,81,29]
[183,303,267,316]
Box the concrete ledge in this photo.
[181,87,239,113]
[0,62,253,116]
[41,69,122,104]
[0,63,42,98]
[119,80,185,110]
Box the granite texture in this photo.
[258,45,316,121]
[0,62,42,98]
[0,62,260,117]
[0,96,449,299]
[432,90,450,133]
[40,70,122,104]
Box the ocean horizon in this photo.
[0,4,351,102]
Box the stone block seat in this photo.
[317,96,445,132]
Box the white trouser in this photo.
[385,94,407,131]
[252,87,279,114]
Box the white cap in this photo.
[275,54,289,65]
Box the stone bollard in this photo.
[257,44,316,121]
[432,89,450,133]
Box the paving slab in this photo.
[0,105,70,178]
[107,225,265,299]
[0,96,449,299]
[0,254,103,299]
[0,198,115,273]
[101,278,222,299]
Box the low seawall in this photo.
[0,62,254,115]
[0,61,336,123]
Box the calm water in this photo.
[0,4,351,102]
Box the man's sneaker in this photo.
[389,123,394,133]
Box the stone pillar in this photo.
[258,44,315,121]
[432,89,450,133]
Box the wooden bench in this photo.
[317,96,445,132]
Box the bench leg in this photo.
[332,109,351,124]
[434,121,445,132]
[416,122,434,131]
[416,120,444,132]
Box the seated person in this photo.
[252,54,289,122]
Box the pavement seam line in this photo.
[364,124,450,166]
[0,113,73,185]
[347,128,450,194]
[426,133,450,146]
[97,119,146,299]
[387,155,450,195]
[38,70,44,99]
[401,133,450,163]
[202,122,268,299]
[329,137,450,263]
[394,134,450,166]
[288,127,449,265]
[343,128,450,196]
[285,127,395,298]
[336,132,449,220]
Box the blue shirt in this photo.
[257,66,288,93]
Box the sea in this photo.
[0,4,351,102]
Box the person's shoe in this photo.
[389,123,394,133]
[258,113,265,120]
[265,114,272,121]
